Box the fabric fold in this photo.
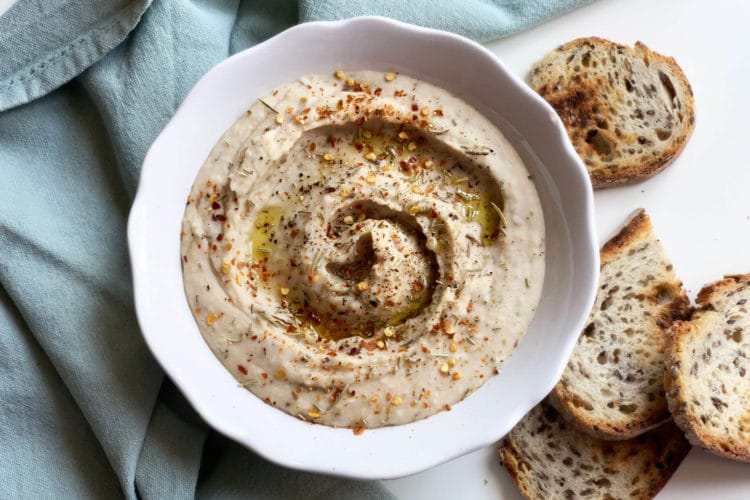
[0,0,152,112]
[0,284,122,499]
[0,84,161,498]
[299,0,589,42]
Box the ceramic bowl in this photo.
[128,16,598,479]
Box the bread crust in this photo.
[500,400,691,499]
[665,274,750,462]
[530,37,695,189]
[499,441,532,499]
[551,209,691,440]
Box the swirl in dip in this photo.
[181,70,545,429]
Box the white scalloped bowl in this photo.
[128,17,598,479]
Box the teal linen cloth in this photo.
[0,0,588,498]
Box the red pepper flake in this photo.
[430,209,438,218]
[309,142,317,152]
[182,255,188,263]
[211,201,221,210]
[216,233,224,241]
[374,87,382,96]
[286,325,298,333]
[324,186,336,193]
[362,340,378,351]
[352,425,366,436]
[411,103,419,111]
[394,90,406,97]
[329,387,342,402]
[237,365,248,375]
[348,347,359,356]
[215,214,227,222]
[290,229,299,238]
[261,372,269,379]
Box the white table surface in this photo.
[0,0,13,17]
[386,0,750,498]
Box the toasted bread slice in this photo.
[665,274,750,462]
[530,37,695,188]
[550,209,691,439]
[500,399,691,500]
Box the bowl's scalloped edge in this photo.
[127,15,599,480]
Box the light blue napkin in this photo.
[0,0,589,497]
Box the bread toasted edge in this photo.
[499,399,692,499]
[602,209,692,329]
[550,209,692,440]
[664,274,750,462]
[531,37,696,189]
[548,388,672,441]
[499,441,534,499]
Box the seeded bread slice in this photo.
[530,37,695,188]
[665,274,750,462]
[500,399,691,500]
[550,209,691,439]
